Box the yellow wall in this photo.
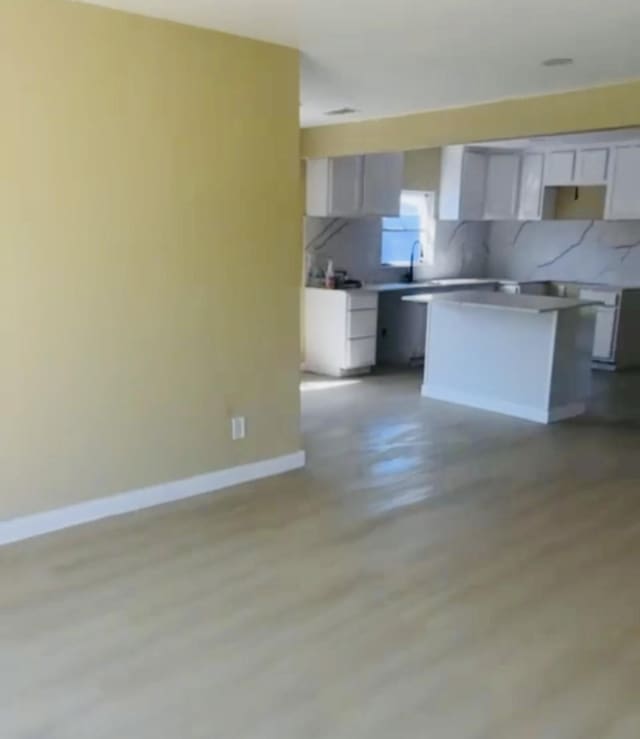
[0,0,301,519]
[403,148,442,192]
[302,80,640,158]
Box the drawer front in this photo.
[347,309,377,339]
[344,338,376,369]
[347,291,378,311]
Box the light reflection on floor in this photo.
[300,378,362,393]
[368,486,435,515]
[365,421,422,449]
[370,455,420,477]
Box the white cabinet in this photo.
[306,156,362,217]
[440,146,522,221]
[362,153,404,215]
[544,146,609,187]
[605,144,640,219]
[303,288,379,376]
[577,147,609,184]
[483,152,521,220]
[305,153,403,217]
[439,146,487,220]
[518,152,545,220]
[545,150,576,185]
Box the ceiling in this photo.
[79,0,640,127]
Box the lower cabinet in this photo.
[303,288,379,377]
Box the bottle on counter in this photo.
[325,259,336,289]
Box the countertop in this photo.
[362,278,503,293]
[403,290,603,314]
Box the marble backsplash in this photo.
[487,221,640,285]
[305,217,489,284]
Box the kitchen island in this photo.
[403,290,600,423]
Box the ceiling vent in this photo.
[541,57,574,67]
[325,107,359,116]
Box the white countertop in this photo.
[403,290,602,314]
[362,278,502,293]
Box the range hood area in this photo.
[542,185,606,220]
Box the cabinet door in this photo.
[328,156,363,215]
[545,150,576,185]
[439,145,465,220]
[577,147,609,185]
[518,153,544,220]
[605,145,640,219]
[459,150,487,220]
[344,338,377,369]
[361,153,404,216]
[483,152,521,220]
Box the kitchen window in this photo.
[381,190,435,267]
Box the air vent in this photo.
[542,57,574,67]
[325,107,359,116]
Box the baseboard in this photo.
[0,450,306,548]
[546,402,587,423]
[422,385,586,425]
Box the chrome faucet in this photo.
[406,240,422,283]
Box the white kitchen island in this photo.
[403,290,600,423]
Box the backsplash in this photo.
[488,221,640,285]
[304,217,489,284]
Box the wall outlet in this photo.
[231,416,246,441]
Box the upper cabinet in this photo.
[577,147,609,185]
[439,146,487,220]
[544,150,576,185]
[518,152,545,220]
[483,152,521,220]
[361,153,405,215]
[439,146,520,221]
[544,146,609,186]
[439,135,640,222]
[605,144,640,219]
[305,153,404,217]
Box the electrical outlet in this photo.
[231,416,246,441]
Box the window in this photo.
[381,190,435,266]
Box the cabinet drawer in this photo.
[347,309,377,339]
[344,338,376,369]
[347,291,378,311]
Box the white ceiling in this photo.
[79,0,640,127]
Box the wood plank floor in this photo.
[2,369,640,738]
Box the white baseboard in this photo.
[0,450,306,548]
[422,384,586,425]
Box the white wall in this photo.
[488,221,640,285]
[305,217,489,284]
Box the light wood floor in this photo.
[2,369,640,738]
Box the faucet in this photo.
[406,240,422,283]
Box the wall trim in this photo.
[422,384,585,424]
[0,451,306,547]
